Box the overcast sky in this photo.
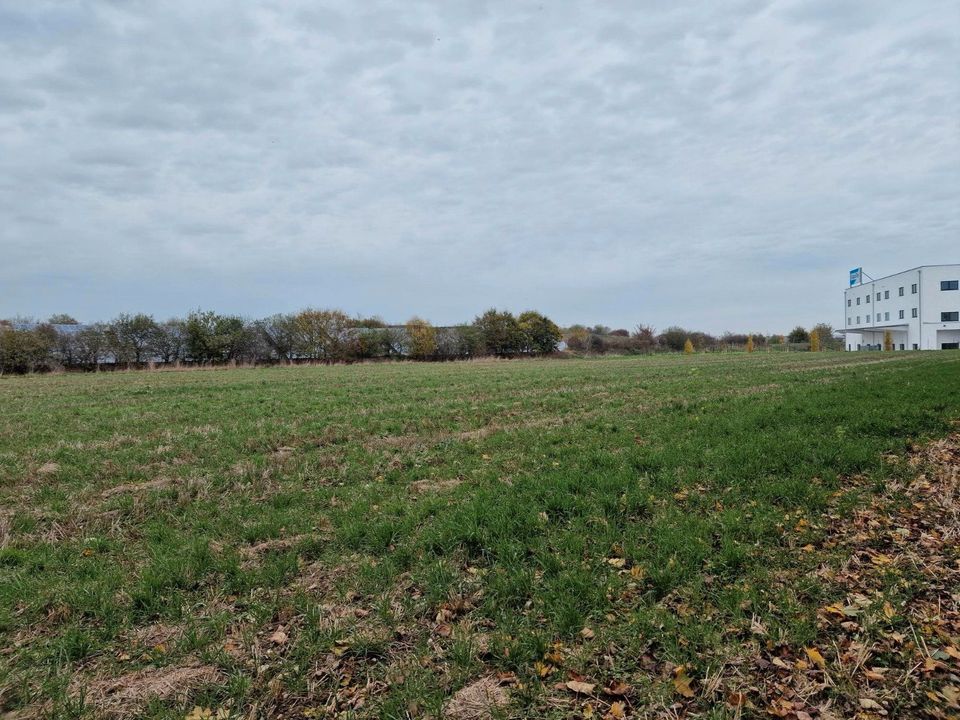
[1,1,957,333]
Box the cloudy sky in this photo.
[1,1,957,333]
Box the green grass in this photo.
[1,351,959,718]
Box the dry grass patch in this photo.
[100,477,176,498]
[71,663,222,718]
[443,676,510,719]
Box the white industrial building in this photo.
[843,264,960,351]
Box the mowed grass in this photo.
[1,352,959,718]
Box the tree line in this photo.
[565,323,839,354]
[0,309,564,373]
[0,310,839,374]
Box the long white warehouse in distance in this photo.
[844,264,960,351]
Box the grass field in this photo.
[1,352,959,719]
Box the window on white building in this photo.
[884,290,889,299]
[912,283,918,294]
[912,308,918,318]
[899,287,904,296]
[866,314,871,322]
[943,311,960,321]
[942,280,959,291]
[885,312,890,321]
[876,292,881,301]
[847,299,851,307]
[899,310,904,319]
[866,295,871,303]
[856,316,860,324]
[856,297,861,305]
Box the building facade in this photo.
[843,264,960,351]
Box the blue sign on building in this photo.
[849,268,861,287]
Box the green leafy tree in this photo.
[185,310,254,363]
[473,309,523,357]
[517,311,562,355]
[0,325,56,373]
[787,326,810,344]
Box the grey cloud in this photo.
[0,0,957,331]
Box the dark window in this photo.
[885,312,890,321]
[899,287,904,296]
[856,316,860,324]
[866,314,871,322]
[847,299,851,307]
[912,283,918,294]
[884,290,889,299]
[899,310,904,319]
[866,294,871,303]
[847,317,851,325]
[912,308,918,318]
[856,297,861,305]
[942,311,960,321]
[899,343,905,350]
[942,280,959,291]
[876,292,881,301]
[913,343,918,350]
[942,343,959,350]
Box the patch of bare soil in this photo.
[72,662,222,718]
[443,676,511,719]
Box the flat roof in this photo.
[845,263,960,289]
[839,324,909,333]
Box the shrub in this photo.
[683,338,694,354]
[658,327,689,352]
[632,325,656,353]
[565,325,590,352]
